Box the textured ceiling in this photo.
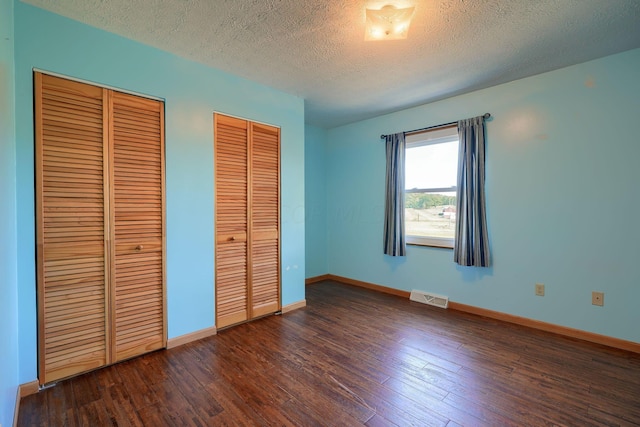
[23,0,640,128]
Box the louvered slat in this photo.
[111,91,165,361]
[250,123,280,317]
[36,73,108,384]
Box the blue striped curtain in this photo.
[454,116,490,266]
[383,132,406,256]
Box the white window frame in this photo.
[405,126,459,249]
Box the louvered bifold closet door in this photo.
[35,73,109,384]
[249,123,280,317]
[215,114,249,328]
[111,92,166,361]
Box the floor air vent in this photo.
[410,290,449,309]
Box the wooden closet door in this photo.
[249,123,280,317]
[111,92,166,361]
[36,73,166,383]
[35,73,109,384]
[215,114,249,328]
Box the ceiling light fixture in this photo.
[365,4,416,41]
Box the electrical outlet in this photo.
[535,283,545,296]
[592,291,604,306]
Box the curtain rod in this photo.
[380,113,491,139]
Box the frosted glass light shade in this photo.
[365,5,415,41]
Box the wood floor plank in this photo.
[136,401,188,427]
[114,358,160,411]
[100,383,144,427]
[70,372,103,407]
[78,399,123,427]
[18,389,48,427]
[156,352,225,421]
[148,378,209,426]
[205,379,269,426]
[277,398,334,427]
[45,379,76,426]
[258,360,369,425]
[17,280,640,426]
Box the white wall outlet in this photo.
[592,291,604,306]
[535,283,545,296]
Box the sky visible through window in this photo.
[405,140,459,190]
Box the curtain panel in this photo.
[383,132,406,256]
[454,116,491,266]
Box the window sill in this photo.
[406,235,453,249]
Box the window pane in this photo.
[405,141,459,190]
[405,192,457,239]
[405,129,459,247]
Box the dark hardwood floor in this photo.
[19,280,640,426]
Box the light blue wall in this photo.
[0,0,19,424]
[304,125,328,278]
[325,49,640,343]
[14,2,305,385]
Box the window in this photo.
[405,125,458,248]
